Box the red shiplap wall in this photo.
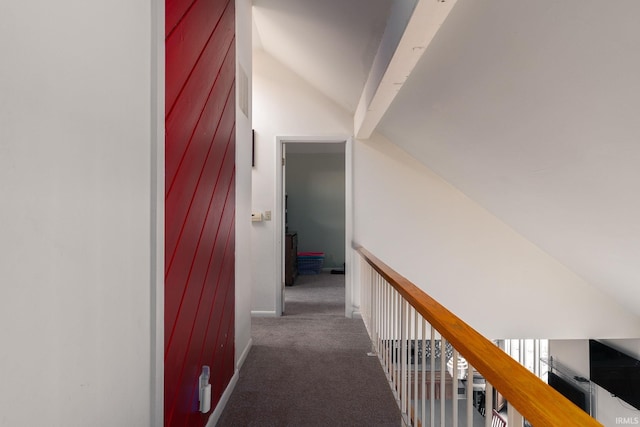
[165,0,235,425]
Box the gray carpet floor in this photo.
[217,273,402,426]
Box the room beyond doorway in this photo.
[277,138,350,317]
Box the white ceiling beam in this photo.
[354,0,457,139]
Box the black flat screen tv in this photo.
[589,339,640,410]
[548,371,588,413]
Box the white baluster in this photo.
[421,318,427,427]
[385,283,390,380]
[384,280,389,378]
[466,363,473,427]
[430,327,436,427]
[440,338,446,427]
[413,309,420,425]
[401,299,407,416]
[452,349,458,427]
[508,404,524,427]
[395,289,401,396]
[390,289,396,393]
[485,382,493,427]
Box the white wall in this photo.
[286,152,346,269]
[234,0,253,370]
[0,1,159,425]
[353,133,640,339]
[550,339,640,427]
[251,50,351,315]
[378,0,640,320]
[252,41,640,338]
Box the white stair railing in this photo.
[356,246,602,427]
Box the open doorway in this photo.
[275,137,353,317]
[284,142,346,315]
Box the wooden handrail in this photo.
[355,246,602,427]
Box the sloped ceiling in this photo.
[377,0,640,317]
[252,0,393,113]
[253,0,640,317]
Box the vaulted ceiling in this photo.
[253,0,393,113]
[252,0,640,317]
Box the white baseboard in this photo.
[237,338,253,370]
[352,310,362,319]
[251,310,277,317]
[205,339,253,427]
[206,369,239,427]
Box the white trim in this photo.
[205,369,240,427]
[204,338,253,426]
[354,0,457,138]
[236,338,253,370]
[345,137,355,318]
[251,310,278,317]
[150,0,165,425]
[275,136,354,317]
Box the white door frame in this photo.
[151,0,164,424]
[275,136,355,317]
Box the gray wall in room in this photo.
[286,152,345,269]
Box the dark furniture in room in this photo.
[285,232,298,286]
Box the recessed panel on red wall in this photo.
[165,0,235,425]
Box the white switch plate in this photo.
[264,210,271,221]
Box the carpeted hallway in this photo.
[216,273,402,426]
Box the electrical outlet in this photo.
[264,210,271,221]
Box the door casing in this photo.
[275,136,354,317]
